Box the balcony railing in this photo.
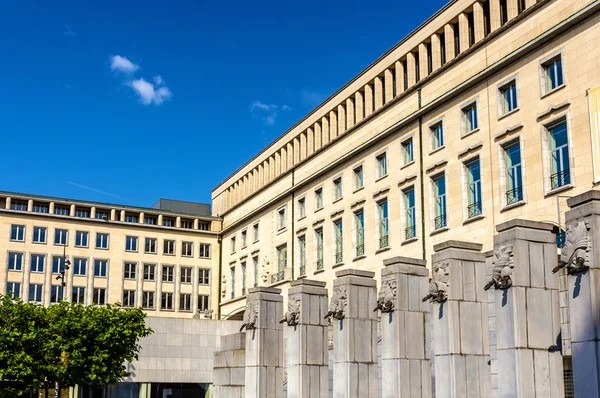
[405,225,416,240]
[271,270,285,284]
[379,235,389,249]
[467,201,482,218]
[506,186,523,205]
[550,169,570,190]
[335,252,343,264]
[434,214,447,229]
[316,259,324,270]
[356,244,364,257]
[299,263,306,276]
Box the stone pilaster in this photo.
[378,256,431,398]
[428,241,491,398]
[490,219,564,397]
[330,269,378,397]
[284,279,329,398]
[560,191,600,397]
[213,333,246,398]
[242,287,284,398]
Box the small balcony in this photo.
[467,201,482,218]
[299,262,306,276]
[434,214,447,230]
[379,235,389,249]
[315,259,324,271]
[550,169,570,190]
[506,186,523,205]
[335,251,343,264]
[405,225,416,240]
[356,244,365,257]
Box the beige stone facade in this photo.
[213,0,600,318]
[0,191,220,317]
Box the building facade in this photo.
[213,0,600,321]
[0,191,221,317]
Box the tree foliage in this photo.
[0,295,152,395]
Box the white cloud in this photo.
[250,100,291,126]
[110,55,139,73]
[301,89,328,108]
[128,76,172,106]
[63,25,77,38]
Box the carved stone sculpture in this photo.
[553,220,591,275]
[324,286,347,320]
[221,274,227,298]
[280,295,301,326]
[374,276,397,312]
[261,258,270,285]
[203,309,214,319]
[239,301,258,332]
[484,245,514,290]
[422,261,450,303]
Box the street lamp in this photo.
[54,244,70,301]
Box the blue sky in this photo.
[0,0,447,208]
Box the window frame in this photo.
[181,266,193,284]
[333,177,343,201]
[123,290,136,307]
[142,291,155,309]
[376,199,389,249]
[30,254,45,273]
[163,239,176,255]
[539,50,565,97]
[180,293,192,311]
[461,98,479,137]
[124,262,137,280]
[32,226,47,244]
[401,137,415,166]
[125,236,138,252]
[93,288,106,305]
[429,119,445,152]
[96,233,109,249]
[277,206,287,231]
[160,292,174,310]
[199,243,211,259]
[71,286,86,304]
[497,76,519,117]
[143,263,156,281]
[10,224,25,242]
[499,136,526,208]
[6,282,21,298]
[376,151,388,179]
[75,230,89,248]
[297,197,306,219]
[463,157,483,220]
[162,265,175,282]
[198,268,211,285]
[182,241,194,257]
[431,172,448,230]
[542,115,573,194]
[314,188,324,210]
[402,186,417,240]
[8,252,24,271]
[144,237,157,254]
[94,259,108,277]
[353,164,364,190]
[73,257,88,276]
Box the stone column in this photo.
[431,33,442,71]
[345,98,355,129]
[395,60,405,95]
[378,256,431,398]
[473,1,485,42]
[406,52,417,88]
[443,24,455,62]
[458,13,470,53]
[384,69,394,103]
[242,287,284,398]
[213,333,246,398]
[559,191,600,396]
[329,110,338,139]
[354,91,364,123]
[489,219,564,397]
[283,279,329,398]
[337,104,346,133]
[329,269,378,397]
[418,43,429,80]
[426,241,491,398]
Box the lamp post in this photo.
[53,243,70,398]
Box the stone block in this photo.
[571,341,600,397]
[230,367,245,386]
[353,319,374,363]
[306,325,324,365]
[462,261,476,301]
[460,301,483,355]
[526,288,554,349]
[405,312,425,359]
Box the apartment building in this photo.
[213,0,600,319]
[0,191,221,317]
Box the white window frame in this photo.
[142,291,155,309]
[541,113,574,194]
[29,284,43,303]
[143,263,156,281]
[8,252,23,271]
[181,266,193,284]
[93,288,106,305]
[11,224,25,242]
[199,243,211,258]
[375,151,388,179]
[144,237,157,254]
[461,156,484,221]
[73,258,87,276]
[162,265,175,282]
[539,49,566,97]
[498,135,527,208]
[461,98,479,137]
[401,136,415,166]
[180,293,192,311]
[124,262,137,280]
[72,286,86,304]
[96,233,109,249]
[253,223,260,242]
[401,185,417,241]
[32,226,47,244]
[125,236,138,252]
[376,199,389,249]
[123,290,136,307]
[333,176,343,201]
[163,239,175,255]
[428,118,445,152]
[182,241,193,257]
[198,268,211,285]
[75,231,89,248]
[497,75,519,117]
[277,206,287,230]
[94,259,108,277]
[353,164,364,190]
[297,197,306,219]
[30,254,45,273]
[161,292,174,310]
[430,171,448,231]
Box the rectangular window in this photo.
[354,166,364,189]
[199,222,210,231]
[95,210,110,220]
[241,230,247,247]
[500,81,518,115]
[75,208,90,218]
[144,238,156,254]
[463,103,478,133]
[315,189,324,210]
[298,198,306,218]
[125,214,138,223]
[426,41,433,74]
[52,256,65,274]
[181,267,193,283]
[32,203,49,213]
[276,245,287,277]
[253,223,259,242]
[500,0,508,25]
[241,262,247,295]
[94,260,108,277]
[415,51,420,82]
[431,122,444,149]
[199,243,211,258]
[198,294,210,311]
[182,241,193,257]
[230,266,236,299]
[334,220,343,264]
[11,225,25,242]
[30,254,45,273]
[73,258,87,276]
[433,174,447,229]
[143,291,155,309]
[123,290,136,307]
[33,227,47,243]
[10,201,28,211]
[483,0,491,36]
[466,159,483,218]
[93,288,106,305]
[543,56,564,93]
[29,284,43,303]
[54,206,69,215]
[50,285,63,303]
[181,220,193,229]
[54,229,68,246]
[504,142,523,204]
[278,207,287,230]
[404,187,416,240]
[163,239,175,255]
[162,265,174,282]
[355,210,365,257]
[144,216,157,225]
[253,257,259,288]
[6,282,21,298]
[333,178,343,201]
[402,138,414,165]
[75,231,89,247]
[198,268,210,285]
[180,293,192,311]
[144,264,156,281]
[163,218,175,227]
[549,120,570,189]
[315,229,324,270]
[8,252,23,271]
[72,286,85,304]
[125,236,138,252]
[298,235,306,276]
[230,237,236,254]
[96,233,109,249]
[440,32,447,65]
[378,200,389,249]
[124,262,137,279]
[467,11,475,47]
[377,153,388,178]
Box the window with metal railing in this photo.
[354,210,365,257]
[404,187,416,239]
[504,141,523,205]
[378,200,389,248]
[315,228,324,270]
[549,120,570,190]
[298,236,306,276]
[433,174,447,229]
[334,220,343,264]
[466,159,482,218]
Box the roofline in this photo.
[0,190,220,220]
[212,0,457,193]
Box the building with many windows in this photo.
[0,191,220,317]
[212,0,600,321]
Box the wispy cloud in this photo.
[66,181,129,200]
[110,55,139,73]
[128,76,173,106]
[63,25,77,37]
[250,100,291,126]
[301,89,329,108]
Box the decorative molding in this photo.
[484,244,515,290]
[280,294,301,326]
[296,226,308,235]
[239,300,258,331]
[330,209,345,219]
[312,218,325,227]
[422,261,450,303]
[553,220,591,275]
[324,285,347,320]
[373,187,390,198]
[536,100,571,120]
[494,123,524,141]
[457,142,483,159]
[221,274,227,298]
[251,248,260,255]
[398,174,417,187]
[239,254,248,260]
[351,199,366,208]
[426,160,448,174]
[374,276,397,313]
